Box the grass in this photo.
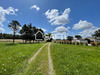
[0,43,44,75]
[51,43,100,75]
[16,43,49,75]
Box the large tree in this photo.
[20,23,44,43]
[8,20,21,43]
[19,24,29,43]
[67,36,73,41]
[75,35,82,40]
[92,29,100,37]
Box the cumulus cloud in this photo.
[80,27,99,37]
[30,5,40,11]
[52,26,70,34]
[0,6,18,32]
[45,8,70,25]
[73,20,93,30]
[41,28,47,32]
[37,27,47,32]
[0,27,5,32]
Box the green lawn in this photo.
[0,43,44,75]
[20,44,49,75]
[51,43,100,75]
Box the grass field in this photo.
[0,42,100,75]
[0,43,44,75]
[51,43,100,75]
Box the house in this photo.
[34,31,44,41]
[45,35,53,42]
[87,37,100,42]
[72,39,88,43]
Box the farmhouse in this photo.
[87,37,100,42]
[72,39,88,43]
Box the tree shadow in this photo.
[5,43,17,46]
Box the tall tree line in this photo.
[7,20,44,43]
[19,23,44,43]
[0,33,21,39]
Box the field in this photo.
[0,39,23,43]
[51,43,100,75]
[0,42,100,75]
[0,43,44,75]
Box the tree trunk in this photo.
[13,31,15,43]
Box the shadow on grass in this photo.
[19,42,42,44]
[5,43,17,46]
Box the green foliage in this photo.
[8,20,21,43]
[92,29,100,37]
[0,33,21,39]
[67,36,73,41]
[75,35,82,40]
[20,23,44,43]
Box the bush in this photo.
[91,42,100,47]
[76,42,79,45]
[80,42,83,45]
[85,43,88,46]
[91,42,95,46]
[72,42,75,45]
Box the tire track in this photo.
[48,43,56,75]
[28,43,48,63]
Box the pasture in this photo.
[0,42,100,75]
[51,43,100,75]
[0,43,44,75]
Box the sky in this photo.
[0,0,100,38]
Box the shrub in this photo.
[91,42,95,46]
[80,42,83,45]
[76,42,79,45]
[72,42,75,45]
[91,42,100,47]
[85,43,88,46]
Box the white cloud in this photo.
[52,26,70,40]
[73,20,93,30]
[45,8,70,25]
[0,27,5,32]
[0,6,18,32]
[52,26,70,34]
[41,28,47,32]
[37,27,47,32]
[30,5,40,11]
[80,27,100,37]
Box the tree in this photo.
[19,24,29,43]
[67,36,73,41]
[8,20,21,43]
[92,29,100,37]
[75,35,82,40]
[19,23,45,43]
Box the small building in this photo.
[87,37,100,42]
[34,31,44,41]
[72,39,88,43]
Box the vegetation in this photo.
[51,43,100,75]
[92,29,100,37]
[75,35,82,40]
[8,20,21,43]
[18,44,49,75]
[0,33,21,39]
[20,23,44,43]
[0,43,44,75]
[67,36,73,41]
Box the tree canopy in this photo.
[92,29,100,37]
[8,20,21,43]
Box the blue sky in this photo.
[0,0,100,38]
